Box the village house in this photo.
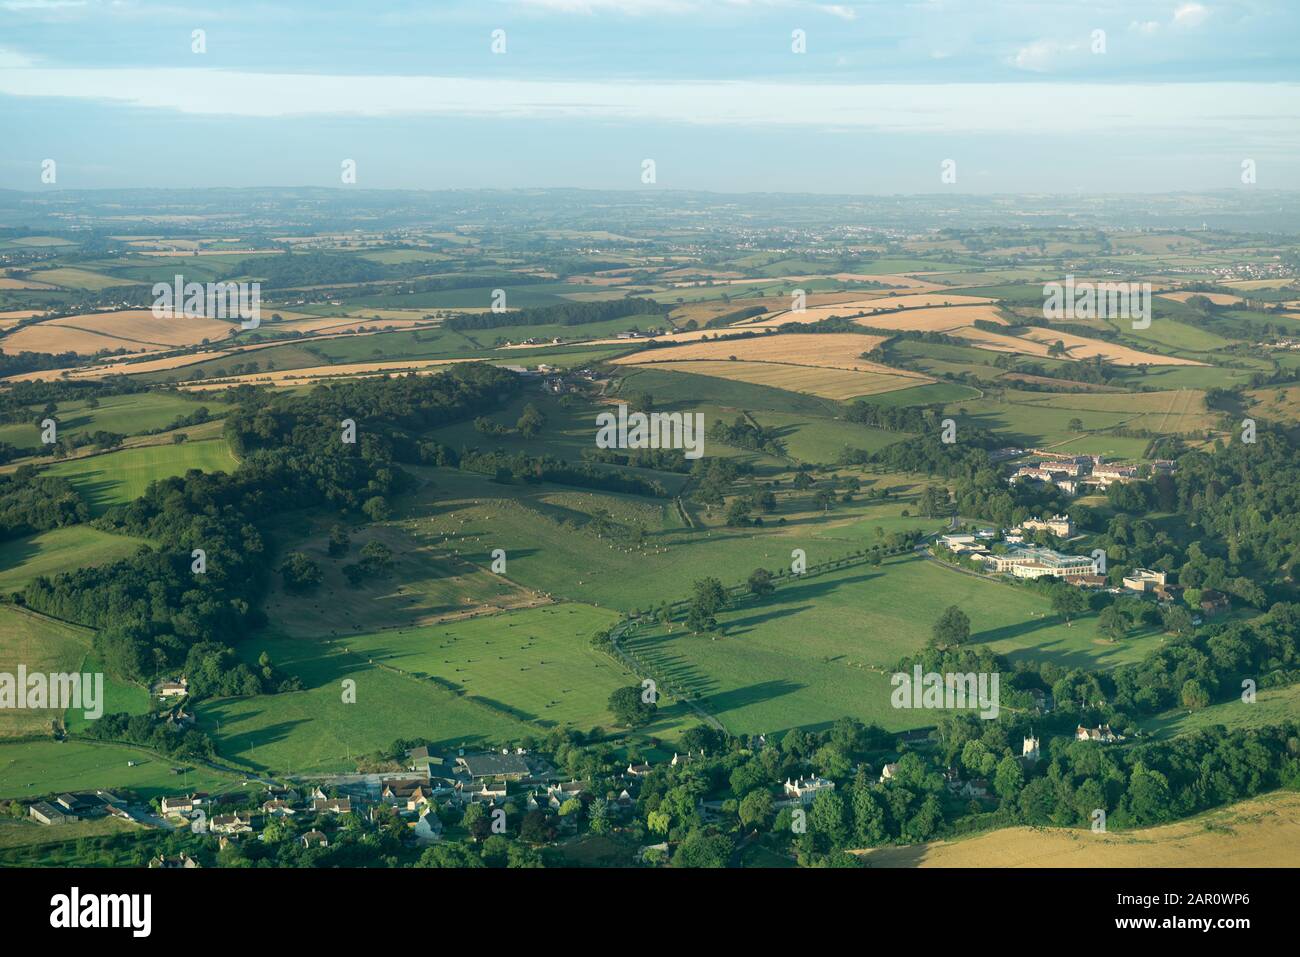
[455,751,530,780]
[148,854,200,869]
[161,794,203,817]
[546,781,585,806]
[262,799,297,817]
[210,812,255,834]
[301,830,329,848]
[1092,464,1139,484]
[312,798,352,815]
[1076,724,1124,743]
[625,760,652,777]
[409,809,442,846]
[879,763,900,783]
[153,676,189,699]
[456,779,507,805]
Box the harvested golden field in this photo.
[0,277,57,290]
[1159,291,1248,306]
[611,332,898,373]
[269,316,437,336]
[140,248,282,257]
[1018,328,1204,366]
[0,310,45,320]
[856,791,1300,868]
[951,325,1056,356]
[748,293,998,327]
[1,310,237,356]
[1248,383,1300,423]
[27,267,127,291]
[1221,278,1299,291]
[637,359,925,400]
[177,357,477,390]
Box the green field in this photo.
[341,603,682,733]
[864,382,983,407]
[1139,682,1300,739]
[0,739,249,801]
[0,607,92,738]
[0,392,230,451]
[624,554,1162,736]
[45,438,238,513]
[262,516,540,638]
[201,637,538,774]
[395,465,947,612]
[747,410,909,463]
[0,526,144,594]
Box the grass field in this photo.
[746,410,911,463]
[395,465,947,612]
[44,438,238,513]
[0,393,230,451]
[623,554,1161,737]
[200,637,537,774]
[864,382,984,406]
[1139,682,1300,738]
[0,526,144,594]
[262,518,542,638]
[857,791,1300,867]
[0,608,93,738]
[0,738,249,801]
[340,603,676,732]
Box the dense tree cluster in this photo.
[446,297,668,331]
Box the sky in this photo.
[1,0,1298,194]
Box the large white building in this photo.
[783,776,835,805]
[1020,514,1074,537]
[983,545,1097,580]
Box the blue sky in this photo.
[1,0,1297,193]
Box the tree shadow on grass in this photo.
[701,678,803,716]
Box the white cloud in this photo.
[0,47,35,68]
[1173,3,1209,28]
[815,4,857,20]
[0,65,1293,146]
[1009,38,1081,73]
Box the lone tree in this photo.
[747,567,775,597]
[278,553,322,592]
[608,685,657,728]
[516,403,547,438]
[686,577,727,632]
[930,605,971,649]
[1050,584,1089,623]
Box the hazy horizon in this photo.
[3,0,1299,194]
